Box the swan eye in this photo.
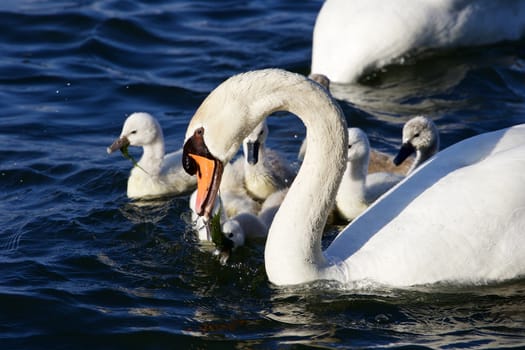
[130,130,137,134]
[228,233,234,238]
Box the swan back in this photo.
[327,124,525,285]
[312,0,525,82]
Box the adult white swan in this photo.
[182,69,525,287]
[108,112,196,199]
[311,0,525,83]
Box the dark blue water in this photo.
[1,1,525,349]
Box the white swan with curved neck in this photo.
[312,0,525,83]
[182,69,525,287]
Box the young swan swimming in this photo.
[225,120,295,201]
[107,112,196,199]
[189,188,285,263]
[336,128,403,221]
[300,74,412,176]
[394,116,440,174]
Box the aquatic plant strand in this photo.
[120,144,148,174]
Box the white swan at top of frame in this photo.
[311,0,525,83]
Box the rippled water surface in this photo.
[1,1,525,349]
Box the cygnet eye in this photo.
[228,233,234,238]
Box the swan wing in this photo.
[326,124,525,285]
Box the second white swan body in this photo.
[182,69,525,287]
[312,0,525,83]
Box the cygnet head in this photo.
[216,219,246,264]
[221,219,246,249]
[107,112,163,153]
[394,116,439,166]
[346,128,370,163]
[242,120,269,165]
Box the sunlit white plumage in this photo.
[107,112,196,199]
[335,128,403,221]
[184,69,525,287]
[311,0,525,83]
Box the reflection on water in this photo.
[325,43,525,159]
[332,53,470,119]
[333,44,525,120]
[259,281,525,348]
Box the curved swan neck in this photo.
[186,70,348,285]
[409,141,439,174]
[340,159,367,201]
[240,71,348,285]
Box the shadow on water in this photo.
[330,42,525,154]
[248,278,525,349]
